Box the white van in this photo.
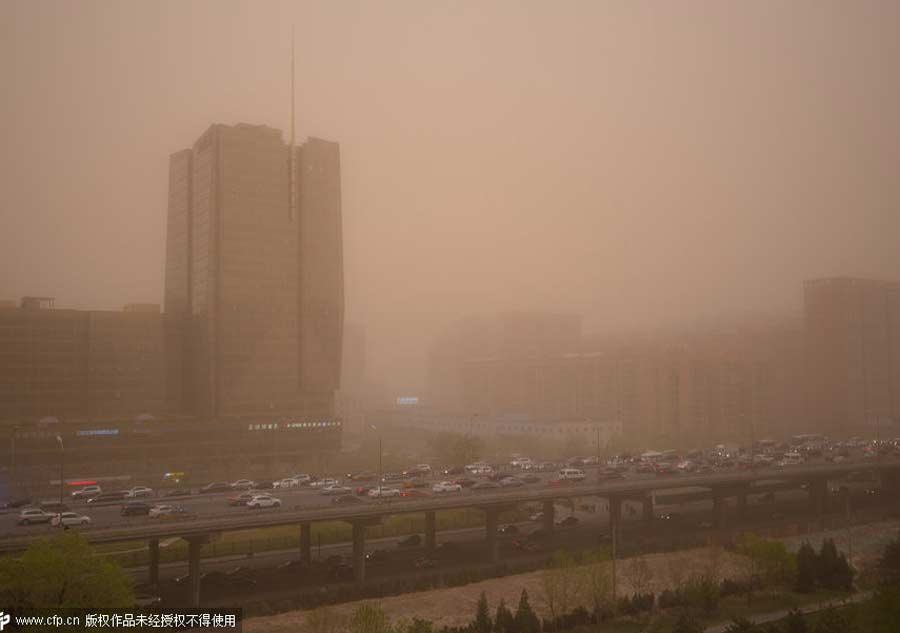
[557,468,586,481]
[778,452,803,467]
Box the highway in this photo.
[2,457,897,554]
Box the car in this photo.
[230,479,256,490]
[400,489,431,498]
[556,516,580,528]
[51,511,91,527]
[499,524,520,535]
[499,476,525,487]
[125,486,154,499]
[246,494,281,509]
[556,468,586,481]
[659,512,681,521]
[228,493,255,506]
[164,487,193,497]
[291,474,312,485]
[275,478,298,489]
[17,508,53,525]
[332,563,354,581]
[321,485,353,496]
[355,486,374,496]
[309,478,340,489]
[696,520,714,529]
[121,502,152,516]
[432,481,462,493]
[403,467,429,477]
[442,466,465,476]
[134,594,162,608]
[333,494,364,505]
[148,504,186,518]
[529,511,544,522]
[87,491,129,505]
[275,559,309,575]
[453,478,477,488]
[71,485,102,500]
[397,534,422,547]
[511,538,541,553]
[347,471,377,482]
[255,481,275,490]
[381,473,407,482]
[520,474,541,484]
[3,497,33,509]
[472,481,500,490]
[199,482,232,494]
[368,486,401,498]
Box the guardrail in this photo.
[1,459,896,553]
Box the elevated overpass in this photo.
[4,460,899,606]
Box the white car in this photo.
[17,508,53,525]
[556,468,586,481]
[51,512,91,527]
[148,504,183,518]
[71,485,102,500]
[309,478,339,489]
[321,485,352,496]
[291,474,312,485]
[275,478,298,489]
[675,460,695,472]
[246,495,281,509]
[367,487,401,498]
[432,481,462,493]
[414,464,432,473]
[231,479,255,490]
[125,486,154,499]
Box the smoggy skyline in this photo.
[3,0,900,397]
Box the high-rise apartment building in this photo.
[165,123,343,422]
[804,277,900,436]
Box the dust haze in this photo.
[3,0,900,399]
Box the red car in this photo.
[400,489,431,498]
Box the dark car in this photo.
[228,493,254,507]
[3,497,33,509]
[200,482,232,494]
[355,486,373,496]
[499,524,520,535]
[121,502,152,516]
[520,474,541,484]
[365,550,389,564]
[88,491,128,505]
[333,494,363,505]
[276,559,309,575]
[454,478,477,488]
[398,534,422,547]
[254,481,275,490]
[442,466,465,476]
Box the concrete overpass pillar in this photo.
[300,522,312,565]
[148,539,160,588]
[485,508,500,563]
[712,493,727,529]
[609,497,622,540]
[542,499,555,535]
[425,511,437,556]
[187,536,205,608]
[642,495,654,522]
[352,521,367,582]
[808,479,827,518]
[736,492,748,519]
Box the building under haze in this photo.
[804,278,900,437]
[0,123,345,486]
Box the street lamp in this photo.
[55,434,64,521]
[10,425,20,495]
[370,424,383,488]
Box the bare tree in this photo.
[581,549,614,615]
[541,550,585,624]
[623,555,654,596]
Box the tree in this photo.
[494,598,515,633]
[671,611,703,633]
[581,549,614,616]
[395,618,434,633]
[541,550,584,624]
[878,533,900,585]
[514,589,541,633]
[348,603,392,633]
[623,555,654,596]
[474,592,492,633]
[0,532,133,609]
[795,542,817,593]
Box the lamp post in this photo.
[370,424,382,488]
[55,434,64,520]
[10,425,20,495]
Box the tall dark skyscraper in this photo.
[164,122,343,423]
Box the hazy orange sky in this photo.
[3,1,900,396]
